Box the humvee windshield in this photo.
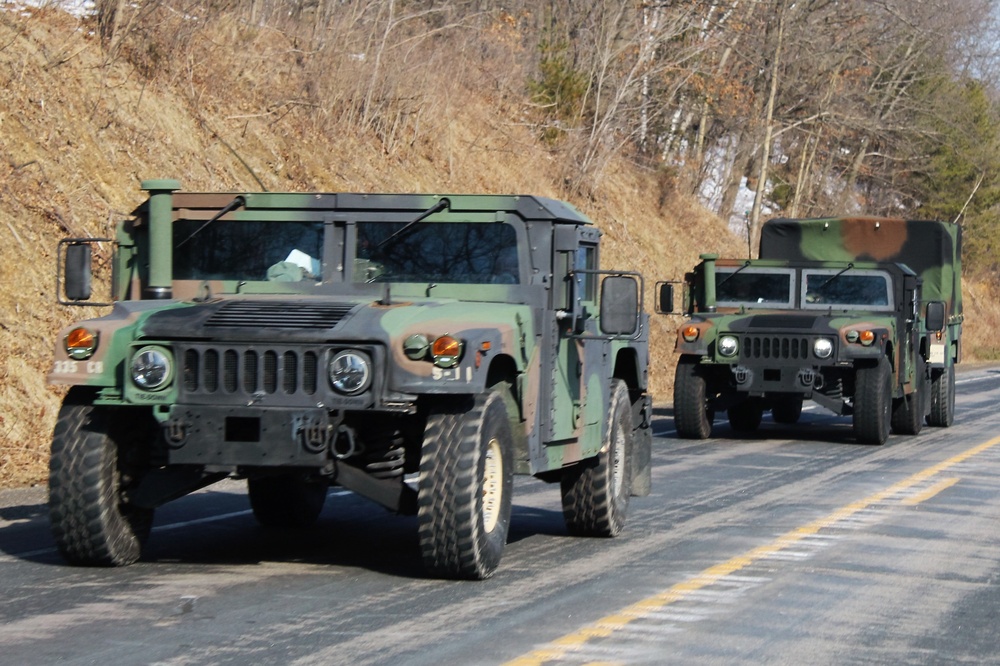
[716,268,795,308]
[173,220,324,282]
[801,268,893,310]
[355,222,519,284]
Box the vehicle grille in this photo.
[741,335,810,360]
[205,301,356,329]
[182,345,320,398]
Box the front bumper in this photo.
[161,405,334,467]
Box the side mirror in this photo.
[58,238,113,306]
[656,282,675,314]
[599,275,639,336]
[925,301,946,332]
[64,242,93,301]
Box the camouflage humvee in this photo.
[661,216,962,444]
[48,180,652,579]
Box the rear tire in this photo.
[853,357,892,445]
[561,379,632,537]
[927,363,956,427]
[48,388,153,566]
[248,475,328,528]
[728,398,763,432]
[674,355,713,439]
[418,389,514,579]
[891,356,926,436]
[771,397,803,424]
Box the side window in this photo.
[576,245,597,302]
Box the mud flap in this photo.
[630,394,652,497]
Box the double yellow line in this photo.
[507,434,1000,666]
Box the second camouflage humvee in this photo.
[48,180,652,579]
[662,216,962,445]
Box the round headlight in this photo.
[329,350,372,394]
[131,346,173,391]
[814,338,834,359]
[718,335,739,358]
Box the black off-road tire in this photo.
[674,355,713,439]
[248,475,328,528]
[728,398,763,433]
[561,379,632,537]
[771,396,803,424]
[418,389,514,580]
[927,363,956,427]
[48,388,154,567]
[853,357,892,445]
[891,356,927,436]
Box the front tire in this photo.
[561,379,632,537]
[418,389,514,579]
[853,357,892,445]
[248,475,328,528]
[927,363,956,427]
[48,388,154,566]
[674,355,713,439]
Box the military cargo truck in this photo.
[663,216,962,445]
[49,180,652,579]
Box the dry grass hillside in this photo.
[1,7,997,488]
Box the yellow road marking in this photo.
[901,477,960,506]
[505,435,1000,666]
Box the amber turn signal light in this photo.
[65,327,98,360]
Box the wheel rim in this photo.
[609,424,626,498]
[481,436,504,533]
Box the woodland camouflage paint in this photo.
[47,180,652,578]
[671,216,963,444]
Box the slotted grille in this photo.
[205,301,356,329]
[182,345,320,398]
[742,335,810,360]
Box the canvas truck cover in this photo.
[760,217,963,317]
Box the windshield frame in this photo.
[714,266,797,309]
[349,216,525,287]
[799,267,895,312]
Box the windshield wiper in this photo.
[176,196,246,248]
[716,260,751,288]
[818,262,854,290]
[377,198,450,249]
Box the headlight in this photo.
[65,327,98,360]
[813,338,834,359]
[718,335,739,358]
[131,346,173,391]
[329,350,372,394]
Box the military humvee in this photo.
[49,180,652,579]
[661,216,962,445]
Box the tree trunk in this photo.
[748,2,786,254]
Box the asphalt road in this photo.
[2,366,999,665]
